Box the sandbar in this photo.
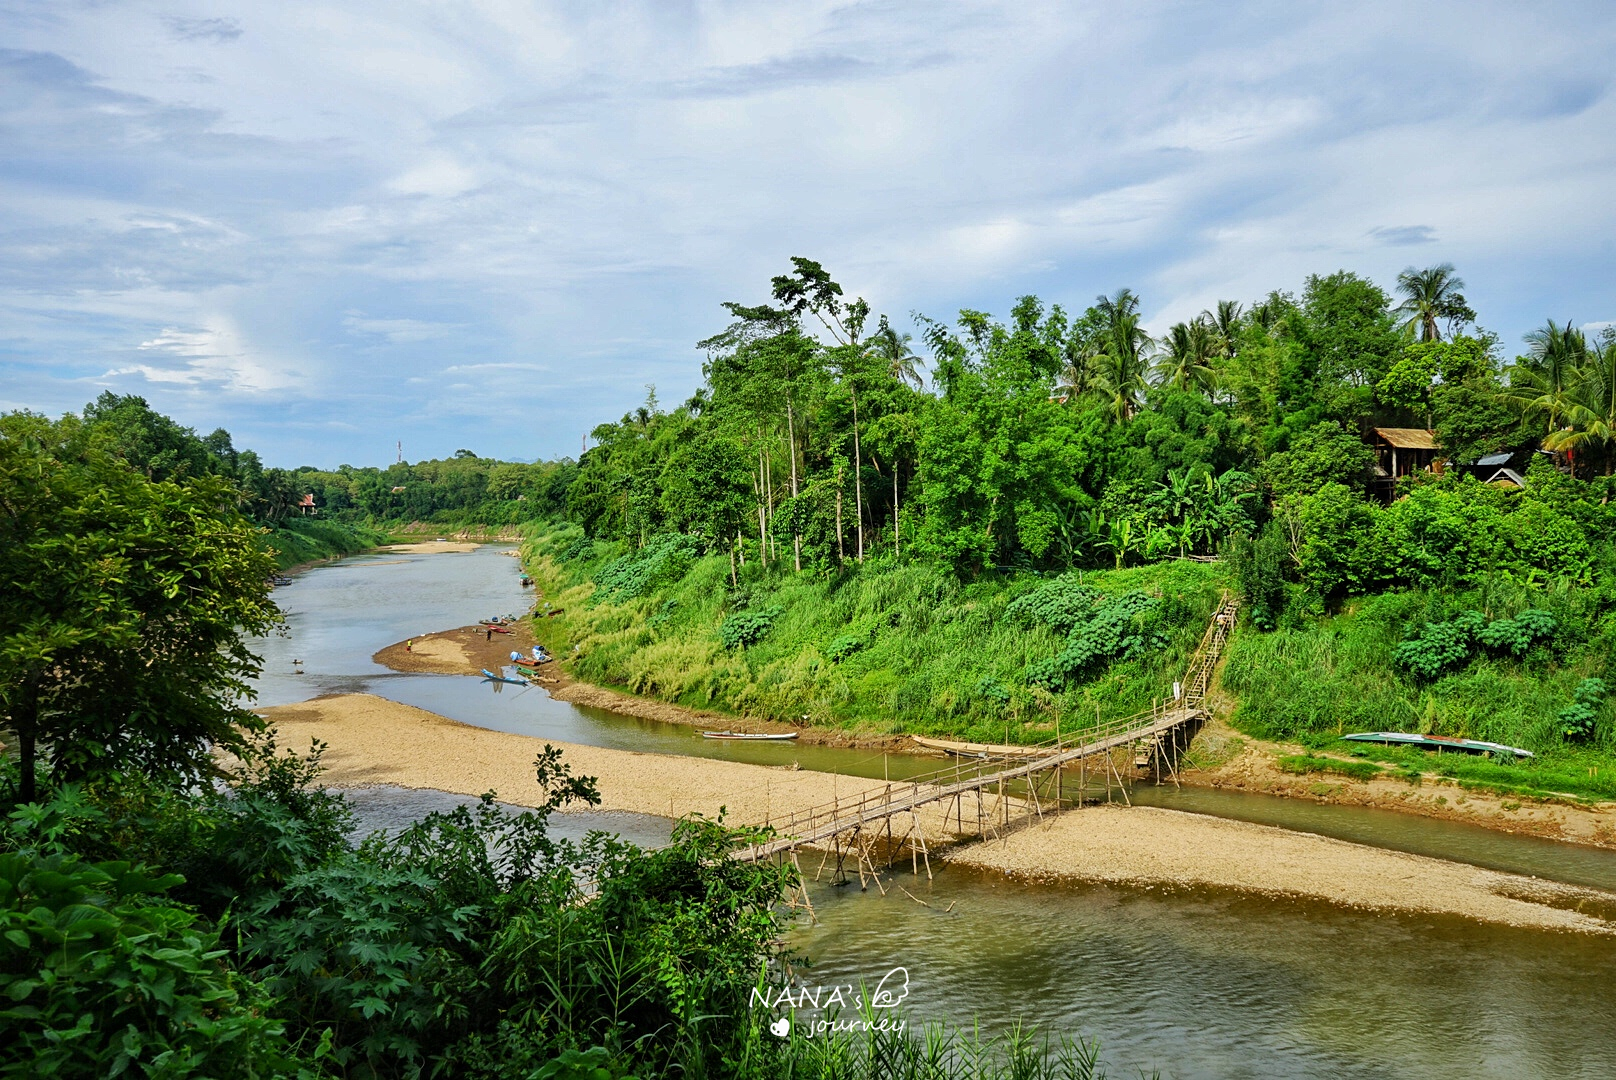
[257,692,1616,933]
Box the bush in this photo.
[1025,591,1167,690]
[0,845,298,1078]
[592,533,701,601]
[1394,609,1557,680]
[720,606,783,650]
[1560,678,1609,742]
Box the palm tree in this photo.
[1395,263,1466,342]
[1506,319,1588,434]
[869,315,925,388]
[1543,331,1616,474]
[1090,289,1153,422]
[1153,317,1219,395]
[1202,300,1244,359]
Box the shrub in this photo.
[720,606,783,650]
[592,533,701,601]
[1025,591,1167,689]
[824,632,867,663]
[1394,609,1557,680]
[1277,754,1383,783]
[0,850,297,1079]
[1004,577,1101,633]
[1560,678,1608,742]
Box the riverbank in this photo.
[374,623,1616,848]
[255,692,1616,933]
[264,518,393,572]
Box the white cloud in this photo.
[1,1,1613,465]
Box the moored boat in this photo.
[699,730,799,741]
[481,668,526,685]
[911,734,1048,759]
[1340,731,1534,758]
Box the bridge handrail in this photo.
[760,593,1239,842]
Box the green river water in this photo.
[252,546,1616,1078]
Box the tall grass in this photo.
[261,518,391,570]
[1222,584,1616,798]
[524,526,1226,743]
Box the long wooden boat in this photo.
[700,730,799,741]
[910,735,1049,759]
[1340,732,1534,758]
[481,668,526,685]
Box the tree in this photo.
[1507,319,1589,435]
[1395,263,1471,342]
[1153,318,1218,396]
[1203,300,1244,360]
[1,413,281,802]
[1088,289,1153,422]
[869,315,925,388]
[1261,421,1376,500]
[1544,329,1616,474]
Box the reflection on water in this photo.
[790,865,1616,1080]
[257,545,1616,1079]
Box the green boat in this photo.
[1340,732,1533,758]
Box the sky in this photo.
[3,1,1614,468]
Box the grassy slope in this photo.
[524,526,1227,744]
[262,518,391,570]
[1222,588,1616,800]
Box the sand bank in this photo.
[261,693,885,824]
[383,540,480,554]
[258,692,1616,932]
[948,804,1614,932]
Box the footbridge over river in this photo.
[735,594,1239,892]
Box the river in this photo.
[253,545,1616,1078]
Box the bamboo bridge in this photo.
[735,594,1239,895]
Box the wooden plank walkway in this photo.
[734,593,1238,866]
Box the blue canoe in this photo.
[481,668,526,686]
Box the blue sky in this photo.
[3,2,1613,468]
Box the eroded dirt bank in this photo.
[257,692,1616,933]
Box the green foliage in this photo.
[720,606,784,649]
[1024,592,1168,690]
[1394,609,1556,681]
[262,517,390,570]
[593,533,703,602]
[1004,577,1102,633]
[1560,678,1609,742]
[0,412,282,802]
[0,848,299,1079]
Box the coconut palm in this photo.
[1202,300,1244,359]
[1506,319,1588,433]
[1544,331,1616,474]
[1395,263,1467,342]
[1089,289,1153,422]
[868,315,925,388]
[1153,317,1219,395]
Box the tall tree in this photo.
[1395,263,1469,342]
[1153,317,1219,396]
[771,258,871,561]
[1,413,281,802]
[1508,318,1589,434]
[869,315,925,388]
[1088,289,1152,422]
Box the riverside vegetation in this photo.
[525,258,1616,802]
[0,409,1116,1078]
[6,257,1616,1077]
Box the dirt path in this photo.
[256,692,1616,933]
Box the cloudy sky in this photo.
[3,2,1613,467]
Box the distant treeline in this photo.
[37,392,574,527]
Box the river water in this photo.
[253,546,1616,1078]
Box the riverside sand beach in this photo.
[260,687,1616,933]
